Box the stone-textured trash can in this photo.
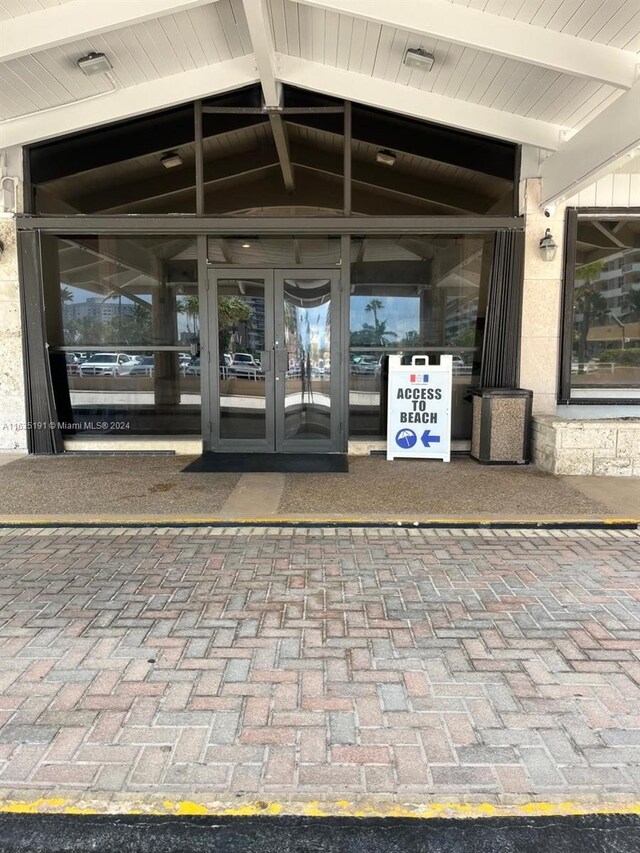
[470,388,533,464]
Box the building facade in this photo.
[0,0,638,474]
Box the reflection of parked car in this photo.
[184,357,200,376]
[350,355,380,375]
[229,353,261,377]
[79,353,136,377]
[129,355,154,377]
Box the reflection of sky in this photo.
[350,296,420,338]
[297,304,329,352]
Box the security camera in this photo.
[543,204,556,218]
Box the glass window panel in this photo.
[217,280,267,441]
[283,277,332,441]
[31,105,196,214]
[348,235,492,440]
[350,104,515,216]
[203,88,344,216]
[570,217,640,398]
[45,235,200,435]
[28,88,517,217]
[207,236,341,266]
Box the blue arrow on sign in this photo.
[421,429,441,448]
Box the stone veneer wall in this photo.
[518,178,565,416]
[533,415,640,476]
[0,213,27,452]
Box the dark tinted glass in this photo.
[45,235,200,435]
[570,217,640,398]
[348,235,492,440]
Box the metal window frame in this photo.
[15,215,523,234]
[275,268,342,453]
[559,206,640,406]
[206,267,276,452]
[20,221,526,453]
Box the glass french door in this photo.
[206,268,340,453]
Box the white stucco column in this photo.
[0,147,27,452]
[519,177,566,415]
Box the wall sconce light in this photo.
[539,228,557,262]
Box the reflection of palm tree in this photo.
[574,262,606,372]
[217,295,250,359]
[60,286,74,303]
[179,295,200,335]
[365,299,383,327]
[365,299,397,347]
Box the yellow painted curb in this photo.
[0,517,638,527]
[0,797,639,820]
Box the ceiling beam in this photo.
[286,108,514,180]
[0,0,219,63]
[592,221,628,250]
[540,81,640,205]
[241,0,295,191]
[276,55,564,150]
[268,112,295,192]
[64,235,161,280]
[294,0,639,90]
[240,0,280,107]
[115,166,280,213]
[290,142,494,213]
[70,145,278,212]
[0,56,259,148]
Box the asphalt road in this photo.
[0,814,638,853]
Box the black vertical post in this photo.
[480,229,525,389]
[18,230,64,453]
[559,210,578,402]
[195,100,204,215]
[343,101,352,216]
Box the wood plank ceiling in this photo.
[1,0,639,207]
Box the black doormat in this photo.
[183,452,348,473]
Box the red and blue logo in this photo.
[409,374,429,383]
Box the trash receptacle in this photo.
[470,388,533,464]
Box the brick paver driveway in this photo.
[0,526,638,807]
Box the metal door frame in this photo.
[205,266,344,454]
[274,269,341,453]
[206,268,275,452]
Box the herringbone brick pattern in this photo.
[0,526,638,803]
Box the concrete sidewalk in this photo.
[0,454,637,525]
[0,525,638,814]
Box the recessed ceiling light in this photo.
[160,152,183,169]
[77,52,113,76]
[404,48,435,72]
[376,149,397,166]
[241,243,251,248]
